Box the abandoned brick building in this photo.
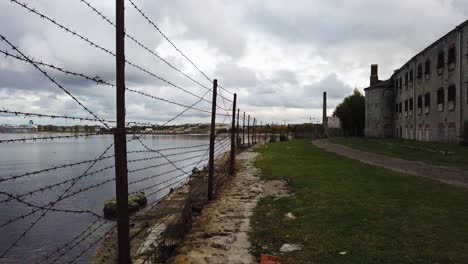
[365,19,468,142]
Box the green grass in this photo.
[250,140,468,264]
[329,137,468,170]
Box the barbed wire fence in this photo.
[0,0,272,263]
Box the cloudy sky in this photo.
[1,0,467,126]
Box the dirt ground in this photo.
[168,147,288,264]
[313,139,468,188]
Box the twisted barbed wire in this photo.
[0,132,105,144]
[0,34,111,129]
[78,0,212,92]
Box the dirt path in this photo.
[168,148,286,264]
[313,139,468,189]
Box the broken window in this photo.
[424,59,431,79]
[409,98,414,115]
[448,45,456,71]
[417,63,423,79]
[405,73,408,87]
[448,85,456,111]
[424,93,431,114]
[417,95,423,115]
[437,88,444,111]
[437,51,444,75]
[404,100,408,117]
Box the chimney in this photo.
[323,92,327,126]
[370,64,378,86]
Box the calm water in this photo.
[0,134,210,264]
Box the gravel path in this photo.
[313,139,468,189]
[168,149,264,264]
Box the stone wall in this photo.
[365,84,394,138]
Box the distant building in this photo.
[327,117,341,129]
[365,19,468,142]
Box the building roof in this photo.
[364,78,393,91]
[395,19,468,73]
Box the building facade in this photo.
[365,20,468,142]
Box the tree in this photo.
[333,89,365,136]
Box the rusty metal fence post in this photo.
[242,112,245,148]
[114,0,130,263]
[208,79,218,200]
[259,121,262,142]
[253,118,256,145]
[247,115,250,147]
[236,109,240,149]
[229,94,237,176]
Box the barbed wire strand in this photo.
[0,142,114,258]
[8,0,214,106]
[78,0,212,92]
[0,34,110,129]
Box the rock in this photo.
[103,192,147,219]
[192,167,202,174]
[339,251,347,255]
[279,244,303,252]
[130,192,147,207]
[211,242,227,250]
[284,212,296,220]
[249,185,263,195]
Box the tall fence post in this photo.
[259,121,262,142]
[247,115,250,147]
[229,94,237,176]
[242,112,245,148]
[236,109,240,149]
[114,0,130,263]
[208,79,218,200]
[264,123,267,142]
[253,118,256,145]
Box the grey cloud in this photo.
[1,0,467,125]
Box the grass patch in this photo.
[250,140,468,264]
[329,137,468,170]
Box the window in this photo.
[437,88,444,111]
[424,59,431,79]
[404,100,408,117]
[395,104,399,113]
[417,63,423,79]
[448,85,456,111]
[399,102,402,113]
[409,69,414,84]
[409,98,414,115]
[448,45,456,71]
[424,93,431,114]
[437,51,444,75]
[399,78,402,90]
[405,73,408,88]
[417,95,423,115]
